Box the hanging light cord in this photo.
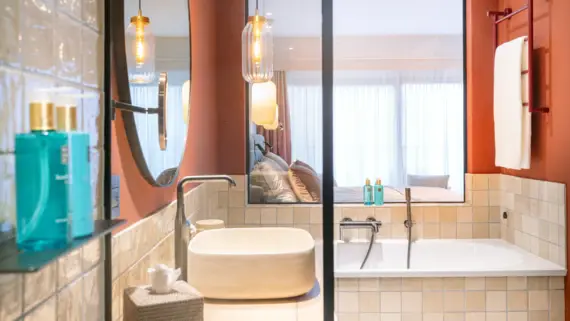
[138,0,142,14]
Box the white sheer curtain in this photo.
[130,85,187,178]
[287,70,464,192]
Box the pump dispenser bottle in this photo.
[15,102,71,250]
[374,178,384,206]
[56,105,93,238]
[363,178,373,206]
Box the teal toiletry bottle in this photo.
[57,106,93,238]
[15,102,71,251]
[374,178,384,206]
[363,178,373,206]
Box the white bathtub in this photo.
[335,239,566,278]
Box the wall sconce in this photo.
[113,72,168,150]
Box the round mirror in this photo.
[114,0,191,186]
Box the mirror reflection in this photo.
[247,0,464,203]
[122,0,191,185]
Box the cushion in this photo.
[289,160,322,202]
[251,157,298,203]
[406,174,450,189]
[265,152,289,171]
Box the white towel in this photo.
[494,36,531,170]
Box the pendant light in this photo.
[182,80,190,125]
[242,0,273,83]
[262,105,279,130]
[126,0,156,84]
[251,81,277,126]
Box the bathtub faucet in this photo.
[404,187,413,269]
[175,175,237,281]
[340,217,382,269]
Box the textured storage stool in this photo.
[124,281,203,321]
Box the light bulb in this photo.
[135,19,145,66]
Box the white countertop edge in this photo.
[335,268,567,278]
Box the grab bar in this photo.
[339,217,381,269]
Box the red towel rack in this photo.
[487,0,549,113]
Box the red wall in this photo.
[468,0,570,315]
[112,0,245,229]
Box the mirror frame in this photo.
[111,0,191,187]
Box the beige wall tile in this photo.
[423,292,443,313]
[465,291,485,311]
[507,277,527,291]
[338,279,359,292]
[380,292,401,313]
[58,249,82,289]
[440,223,457,239]
[423,207,440,222]
[423,313,444,321]
[83,265,103,321]
[485,278,507,291]
[528,290,549,311]
[439,207,457,222]
[24,264,56,312]
[359,292,380,313]
[485,312,506,321]
[473,175,489,190]
[485,291,506,311]
[507,291,527,311]
[465,312,486,321]
[529,311,548,321]
[260,207,277,225]
[0,274,23,320]
[57,279,83,321]
[24,297,56,321]
[338,292,359,312]
[443,278,465,291]
[527,277,549,290]
[423,278,443,291]
[401,292,422,313]
[379,278,402,292]
[401,279,423,291]
[507,312,527,321]
[359,279,380,292]
[457,223,473,239]
[443,291,465,312]
[277,207,294,224]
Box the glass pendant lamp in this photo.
[126,0,156,84]
[242,0,273,83]
[182,80,190,125]
[251,81,277,125]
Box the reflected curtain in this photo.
[257,70,292,164]
[287,70,464,192]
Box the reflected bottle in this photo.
[363,178,373,206]
[15,102,71,251]
[374,178,384,206]
[56,105,93,238]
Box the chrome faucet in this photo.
[339,217,382,269]
[175,175,236,281]
[403,187,413,269]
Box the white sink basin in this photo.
[188,227,315,299]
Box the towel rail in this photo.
[487,0,549,113]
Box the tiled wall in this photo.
[0,0,105,320]
[335,276,564,321]
[499,175,566,267]
[111,184,213,321]
[201,174,502,241]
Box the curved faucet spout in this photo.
[175,175,236,281]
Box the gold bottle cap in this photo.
[30,102,55,131]
[376,179,382,185]
[365,178,370,185]
[56,106,77,132]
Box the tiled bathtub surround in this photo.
[335,276,565,321]
[499,175,566,267]
[0,0,104,320]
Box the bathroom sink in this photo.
[188,227,315,299]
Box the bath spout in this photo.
[175,175,236,281]
[404,187,413,269]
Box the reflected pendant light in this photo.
[242,0,273,83]
[182,80,190,125]
[262,104,279,130]
[251,81,277,126]
[126,0,156,84]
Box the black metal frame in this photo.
[103,0,113,319]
